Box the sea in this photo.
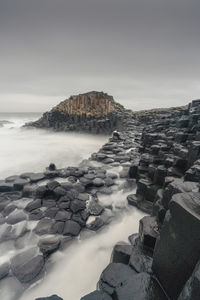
[0,112,145,300]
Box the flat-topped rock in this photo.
[25,91,132,134]
[153,192,200,299]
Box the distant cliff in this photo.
[26,91,132,134]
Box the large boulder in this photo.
[178,260,200,300]
[111,243,132,265]
[113,272,168,300]
[98,263,136,295]
[63,220,81,236]
[153,192,200,299]
[11,248,44,283]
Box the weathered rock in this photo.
[139,216,159,251]
[129,241,153,273]
[29,173,45,183]
[63,220,81,236]
[29,208,44,220]
[35,218,55,235]
[113,272,168,300]
[25,198,42,212]
[11,248,44,283]
[153,192,200,300]
[88,201,104,216]
[70,200,86,213]
[111,243,132,264]
[38,237,61,257]
[80,291,112,300]
[98,263,136,295]
[46,180,60,191]
[0,182,13,192]
[6,210,27,225]
[162,178,199,209]
[55,210,72,221]
[178,260,200,300]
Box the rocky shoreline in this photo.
[0,97,200,300]
[80,98,200,300]
[0,107,143,299]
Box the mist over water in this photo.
[0,113,107,180]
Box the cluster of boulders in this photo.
[25,91,134,134]
[81,99,200,300]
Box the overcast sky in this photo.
[0,0,200,112]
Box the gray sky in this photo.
[0,0,200,112]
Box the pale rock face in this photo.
[52,91,118,117]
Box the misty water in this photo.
[0,113,145,300]
[0,113,107,180]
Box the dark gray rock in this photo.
[0,262,10,280]
[51,221,65,234]
[35,218,55,235]
[38,237,61,257]
[63,220,81,236]
[98,263,136,295]
[88,201,104,216]
[35,296,63,300]
[29,209,44,220]
[54,186,67,198]
[46,180,60,191]
[93,178,105,187]
[45,207,59,218]
[162,178,199,209]
[127,194,138,207]
[29,173,45,183]
[3,204,17,216]
[13,178,29,191]
[114,272,168,300]
[35,185,48,198]
[25,198,42,212]
[6,210,27,224]
[0,182,13,192]
[77,193,90,201]
[111,243,132,264]
[42,199,56,208]
[80,290,112,300]
[55,210,72,221]
[178,260,200,300]
[129,242,153,273]
[139,216,159,251]
[153,192,200,300]
[11,248,44,283]
[70,200,86,213]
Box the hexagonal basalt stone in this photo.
[63,220,81,236]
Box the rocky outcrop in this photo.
[81,99,200,300]
[26,91,133,134]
